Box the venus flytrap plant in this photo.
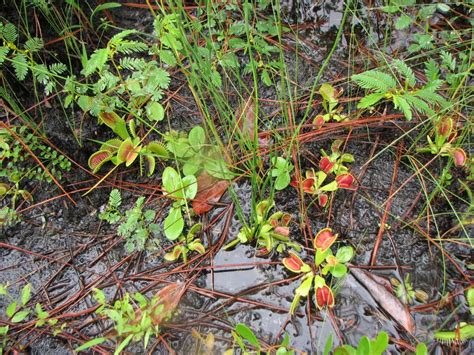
[319,140,355,176]
[312,83,346,127]
[88,111,169,175]
[224,199,301,255]
[163,223,206,263]
[416,116,467,168]
[283,228,353,314]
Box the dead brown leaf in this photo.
[192,172,230,215]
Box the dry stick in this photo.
[0,122,76,205]
[369,142,403,266]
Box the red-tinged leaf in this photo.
[281,213,291,226]
[164,246,182,262]
[315,284,335,309]
[451,148,467,167]
[318,194,329,207]
[117,138,141,167]
[99,111,119,126]
[152,282,186,325]
[282,252,305,273]
[319,156,335,174]
[88,150,112,173]
[336,173,355,189]
[350,267,415,334]
[145,155,156,176]
[192,172,230,215]
[436,117,453,138]
[290,176,299,188]
[313,115,325,128]
[191,242,205,254]
[256,247,270,257]
[274,226,290,237]
[314,228,337,251]
[303,178,316,193]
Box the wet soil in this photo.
[0,1,472,354]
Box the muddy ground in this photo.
[1,1,472,354]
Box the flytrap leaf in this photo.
[164,207,184,240]
[88,150,112,173]
[117,138,141,166]
[99,111,129,140]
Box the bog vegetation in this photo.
[0,0,472,354]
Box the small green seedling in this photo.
[270,156,294,190]
[164,223,205,263]
[99,189,122,224]
[116,196,160,252]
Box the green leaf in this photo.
[356,336,371,355]
[357,93,386,109]
[371,332,389,355]
[275,172,290,190]
[220,52,239,68]
[324,334,333,355]
[114,334,133,355]
[11,310,29,323]
[392,59,416,87]
[235,323,260,349]
[162,167,180,196]
[0,284,8,296]
[21,284,31,305]
[330,263,347,278]
[182,175,197,200]
[75,337,107,352]
[82,48,108,77]
[77,95,95,112]
[164,207,184,241]
[90,2,121,22]
[146,101,165,122]
[415,343,428,355]
[6,302,16,318]
[352,70,396,93]
[395,14,412,30]
[210,69,222,87]
[159,49,177,67]
[0,46,10,67]
[188,126,206,148]
[261,69,272,86]
[2,23,18,42]
[335,246,354,263]
[393,95,412,120]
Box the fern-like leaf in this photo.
[393,95,412,120]
[49,63,67,75]
[440,50,456,71]
[24,37,43,52]
[119,57,146,70]
[403,95,434,117]
[424,60,439,81]
[1,23,18,42]
[82,48,109,77]
[413,89,447,107]
[352,70,397,93]
[392,59,416,88]
[0,46,9,67]
[108,189,122,209]
[32,64,49,84]
[115,40,148,55]
[110,30,138,45]
[357,92,386,109]
[13,53,28,80]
